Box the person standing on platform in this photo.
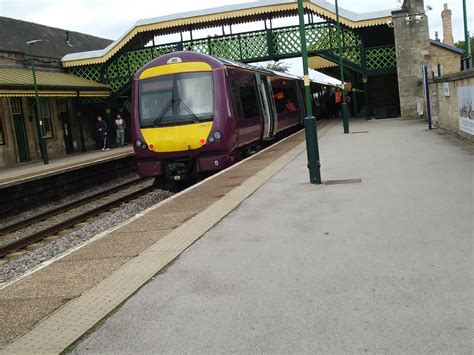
[96,115,109,151]
[114,113,126,147]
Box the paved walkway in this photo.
[69,118,473,354]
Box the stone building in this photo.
[392,0,462,119]
[430,40,463,75]
[0,17,112,167]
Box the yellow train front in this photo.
[131,51,306,183]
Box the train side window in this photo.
[239,85,260,119]
[230,79,244,119]
[272,85,299,114]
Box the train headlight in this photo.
[213,131,222,141]
[135,139,148,150]
[208,136,215,143]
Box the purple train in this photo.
[131,51,310,183]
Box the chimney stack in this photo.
[441,3,454,45]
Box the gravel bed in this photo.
[0,180,154,249]
[0,189,173,285]
[0,173,141,229]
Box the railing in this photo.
[69,23,396,94]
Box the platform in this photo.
[0,146,133,189]
[1,118,472,354]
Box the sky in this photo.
[1,0,472,82]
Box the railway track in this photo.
[0,177,156,259]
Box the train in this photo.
[131,51,323,184]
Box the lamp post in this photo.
[297,0,322,184]
[362,76,369,119]
[462,0,472,69]
[26,39,49,164]
[335,0,349,133]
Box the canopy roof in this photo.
[62,0,394,67]
[0,67,110,97]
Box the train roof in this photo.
[217,57,302,80]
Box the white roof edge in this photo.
[62,0,396,63]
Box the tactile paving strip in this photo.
[0,122,333,354]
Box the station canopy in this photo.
[0,67,110,97]
[62,0,393,67]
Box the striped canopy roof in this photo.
[62,0,395,67]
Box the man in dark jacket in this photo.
[96,115,109,151]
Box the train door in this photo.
[11,98,30,162]
[266,76,278,133]
[255,74,275,140]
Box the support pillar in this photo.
[392,0,431,119]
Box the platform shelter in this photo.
[62,0,401,119]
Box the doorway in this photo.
[11,98,29,162]
[57,100,74,154]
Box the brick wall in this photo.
[430,69,474,143]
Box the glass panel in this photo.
[40,101,53,138]
[0,116,5,145]
[10,98,22,115]
[139,72,213,127]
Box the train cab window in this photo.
[139,72,213,127]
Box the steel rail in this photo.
[0,177,149,235]
[0,184,155,258]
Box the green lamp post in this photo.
[26,39,49,165]
[335,0,350,133]
[297,0,322,184]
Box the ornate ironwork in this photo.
[366,46,397,70]
[68,22,396,94]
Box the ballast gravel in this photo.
[0,174,141,229]
[0,189,173,285]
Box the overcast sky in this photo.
[1,0,472,82]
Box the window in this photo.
[228,69,261,120]
[39,100,53,138]
[271,79,299,114]
[139,72,214,127]
[11,98,22,115]
[239,85,260,119]
[0,116,5,145]
[56,100,68,113]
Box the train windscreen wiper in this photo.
[153,98,174,126]
[178,99,200,123]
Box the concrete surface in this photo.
[1,122,325,351]
[71,119,473,354]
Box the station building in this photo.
[0,17,112,167]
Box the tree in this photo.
[261,61,290,73]
[454,36,473,53]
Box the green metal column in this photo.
[297,0,321,184]
[28,42,49,165]
[462,0,472,68]
[335,0,349,133]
